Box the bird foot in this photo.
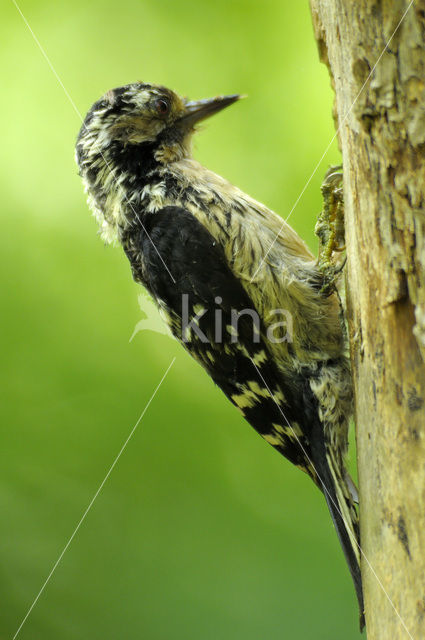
[315,165,346,295]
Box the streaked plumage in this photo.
[75,82,363,626]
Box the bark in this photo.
[309,1,425,638]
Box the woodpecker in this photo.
[76,82,364,625]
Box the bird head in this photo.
[75,82,240,242]
[76,82,240,172]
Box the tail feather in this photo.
[327,448,360,566]
[310,429,365,630]
[323,451,365,630]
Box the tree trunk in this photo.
[309,1,425,637]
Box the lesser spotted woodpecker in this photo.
[76,82,363,625]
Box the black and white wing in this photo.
[123,205,363,621]
[123,205,315,474]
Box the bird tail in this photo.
[311,434,365,630]
[325,449,364,629]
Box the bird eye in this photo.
[156,99,169,115]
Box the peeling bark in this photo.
[309,1,425,637]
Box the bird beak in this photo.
[179,94,242,127]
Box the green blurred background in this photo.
[1,1,361,638]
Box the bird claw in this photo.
[315,165,346,295]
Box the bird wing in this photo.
[124,205,363,622]
[124,205,315,475]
